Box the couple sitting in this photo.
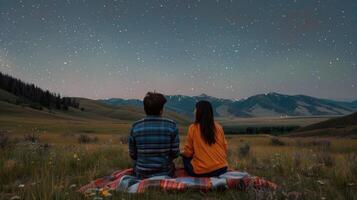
[128,92,227,179]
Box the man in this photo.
[128,92,180,179]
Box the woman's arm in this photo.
[223,135,228,153]
[217,122,228,153]
[182,125,194,157]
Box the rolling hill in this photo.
[1,72,356,137]
[0,87,190,135]
[0,88,189,124]
[73,98,190,124]
[0,87,20,103]
[101,92,357,118]
[0,71,190,125]
[288,112,357,137]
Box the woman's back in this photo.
[183,122,228,174]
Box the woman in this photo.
[182,100,228,177]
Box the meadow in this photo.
[0,99,356,199]
[1,131,356,200]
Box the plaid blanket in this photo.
[79,168,277,196]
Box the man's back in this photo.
[128,116,179,179]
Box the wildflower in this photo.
[317,180,325,185]
[88,192,96,196]
[18,184,25,188]
[100,188,112,197]
[347,182,355,187]
[90,188,103,200]
[69,184,77,189]
[10,196,21,200]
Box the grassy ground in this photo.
[1,133,356,200]
[1,99,356,199]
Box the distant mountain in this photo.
[227,92,355,117]
[165,93,234,116]
[289,112,357,137]
[351,101,357,109]
[100,93,234,117]
[101,92,357,118]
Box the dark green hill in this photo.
[288,112,357,137]
[0,89,189,125]
[0,89,190,135]
[0,72,79,110]
[0,72,189,125]
[0,87,20,103]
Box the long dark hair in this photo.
[195,100,216,145]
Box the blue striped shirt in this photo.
[128,115,180,179]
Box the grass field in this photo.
[1,99,357,199]
[1,132,356,200]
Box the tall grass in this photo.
[0,142,131,199]
[0,135,356,199]
[232,138,357,200]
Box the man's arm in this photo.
[128,129,137,160]
[170,124,180,159]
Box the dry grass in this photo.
[0,133,356,199]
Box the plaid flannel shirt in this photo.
[128,115,180,179]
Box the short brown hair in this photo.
[143,92,167,115]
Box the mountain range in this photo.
[1,71,356,119]
[100,92,357,118]
[1,72,356,137]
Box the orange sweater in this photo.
[183,122,228,174]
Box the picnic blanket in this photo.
[79,168,277,196]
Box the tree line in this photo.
[0,72,79,110]
[225,125,300,135]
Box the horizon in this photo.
[1,0,357,100]
[1,70,357,102]
[98,91,357,102]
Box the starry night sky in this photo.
[0,0,356,100]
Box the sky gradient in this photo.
[0,0,356,100]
